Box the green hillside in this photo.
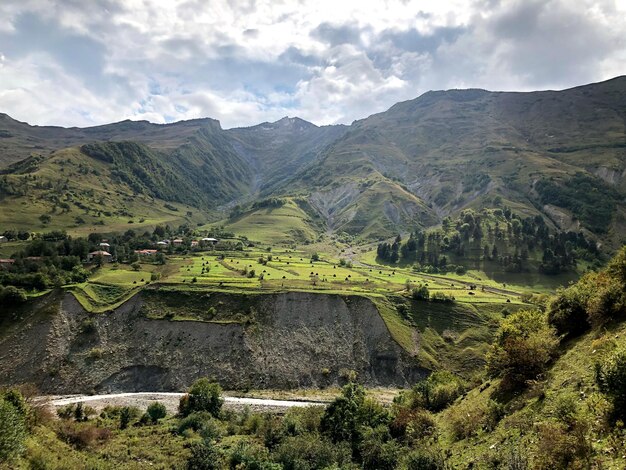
[0,146,208,236]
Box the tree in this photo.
[486,309,558,387]
[39,214,51,225]
[120,406,132,429]
[320,382,389,448]
[147,402,167,423]
[179,378,223,418]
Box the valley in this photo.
[0,77,625,469]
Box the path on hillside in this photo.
[41,392,327,414]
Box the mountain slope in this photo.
[1,77,625,246]
[276,76,626,244]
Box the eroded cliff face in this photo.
[0,290,425,393]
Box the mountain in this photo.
[272,76,626,244]
[1,77,625,247]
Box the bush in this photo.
[0,398,27,461]
[548,285,590,337]
[228,440,277,469]
[56,422,111,450]
[595,348,626,418]
[179,378,223,418]
[282,406,324,435]
[321,382,389,445]
[404,448,447,470]
[486,309,558,387]
[275,434,352,470]
[389,408,435,441]
[548,247,626,334]
[412,285,429,301]
[186,438,221,470]
[87,348,103,360]
[119,406,141,429]
[146,402,167,423]
[0,286,28,305]
[403,371,464,412]
[359,425,402,470]
[533,421,591,470]
[445,398,503,441]
[178,411,211,434]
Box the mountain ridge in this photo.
[1,76,625,249]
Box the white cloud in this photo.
[0,0,624,128]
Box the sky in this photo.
[0,0,625,129]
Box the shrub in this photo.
[177,411,216,434]
[548,285,590,337]
[56,422,111,450]
[282,406,324,435]
[179,378,223,418]
[119,406,141,429]
[533,421,591,470]
[404,371,464,412]
[595,348,626,418]
[228,440,277,469]
[359,425,402,470]
[87,348,103,360]
[486,309,558,387]
[586,271,625,327]
[404,448,447,470]
[186,438,221,470]
[0,286,28,305]
[146,402,167,423]
[274,434,352,470]
[412,285,429,301]
[446,398,503,441]
[389,408,435,441]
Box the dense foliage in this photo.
[535,173,621,233]
[548,246,626,336]
[377,208,599,275]
[486,309,559,387]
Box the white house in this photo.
[87,250,113,263]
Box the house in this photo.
[156,241,169,247]
[173,239,184,246]
[0,236,8,243]
[191,240,199,248]
[135,249,157,256]
[201,237,218,244]
[87,250,113,263]
[99,242,110,249]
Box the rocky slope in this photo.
[0,290,425,393]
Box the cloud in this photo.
[0,0,623,128]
